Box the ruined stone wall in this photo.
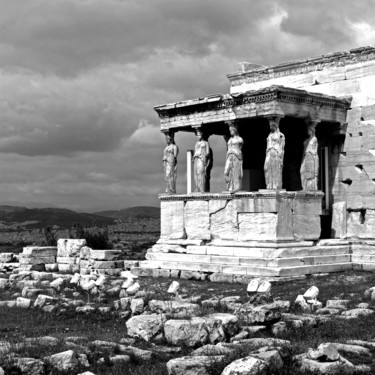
[229,48,375,238]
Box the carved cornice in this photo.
[154,86,351,123]
[159,191,324,201]
[227,46,375,86]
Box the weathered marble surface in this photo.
[160,201,185,240]
[331,202,347,239]
[184,200,210,240]
[57,239,86,258]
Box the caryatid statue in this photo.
[264,116,285,190]
[224,121,243,192]
[300,120,319,191]
[162,132,179,194]
[193,129,211,192]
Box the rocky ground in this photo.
[1,271,375,374]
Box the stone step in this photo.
[183,245,349,258]
[139,260,353,277]
[145,252,350,268]
[209,240,314,248]
[351,244,375,254]
[352,255,375,263]
[353,263,375,271]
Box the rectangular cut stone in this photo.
[57,239,86,257]
[207,246,235,256]
[208,198,227,214]
[160,201,185,240]
[276,200,293,240]
[186,246,207,255]
[278,263,353,277]
[210,256,240,265]
[151,244,186,253]
[362,210,375,238]
[184,200,210,240]
[347,211,365,238]
[210,200,238,240]
[235,197,279,213]
[0,253,14,263]
[238,213,277,241]
[57,257,79,264]
[58,264,79,273]
[345,60,375,79]
[352,255,375,263]
[88,250,122,260]
[18,255,56,265]
[267,254,350,267]
[331,202,347,238]
[293,215,321,240]
[292,197,322,215]
[221,265,247,274]
[351,244,375,254]
[146,252,211,263]
[23,247,57,257]
[312,66,346,83]
[157,239,203,246]
[80,260,124,269]
[210,239,314,248]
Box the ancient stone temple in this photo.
[141,46,375,280]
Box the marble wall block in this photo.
[160,201,186,240]
[293,215,321,240]
[238,213,278,241]
[331,202,347,239]
[276,200,294,240]
[210,200,238,241]
[184,200,210,240]
[347,211,366,238]
[57,239,86,257]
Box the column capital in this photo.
[305,119,320,128]
[264,115,284,125]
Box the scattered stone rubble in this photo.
[1,264,375,374]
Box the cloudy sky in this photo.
[0,0,373,212]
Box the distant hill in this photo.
[0,201,59,209]
[0,206,114,229]
[95,206,160,220]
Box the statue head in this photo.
[269,120,279,132]
[229,123,239,137]
[307,125,315,137]
[165,132,175,145]
[196,129,204,141]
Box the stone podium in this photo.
[139,191,352,280]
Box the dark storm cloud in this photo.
[0,0,272,76]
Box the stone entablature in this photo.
[154,86,350,132]
[227,46,375,88]
[160,192,323,243]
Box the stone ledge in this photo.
[159,191,324,201]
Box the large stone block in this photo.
[210,200,238,241]
[331,202,347,239]
[292,197,322,215]
[238,213,277,241]
[276,200,293,240]
[184,200,210,240]
[235,197,279,213]
[18,255,56,265]
[160,201,186,240]
[293,215,321,240]
[23,247,57,257]
[347,211,366,238]
[57,239,86,257]
[85,249,122,261]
